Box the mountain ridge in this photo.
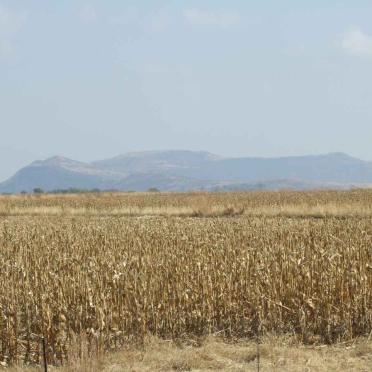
[1,151,372,193]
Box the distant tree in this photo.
[33,188,44,194]
[148,187,160,193]
[20,190,28,195]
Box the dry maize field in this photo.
[0,190,371,368]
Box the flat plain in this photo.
[0,190,371,371]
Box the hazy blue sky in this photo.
[1,1,372,181]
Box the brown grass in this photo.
[1,189,372,217]
[0,190,371,368]
[4,335,372,371]
[0,205,245,218]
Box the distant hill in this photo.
[0,156,123,193]
[183,152,372,184]
[92,150,222,174]
[1,151,372,193]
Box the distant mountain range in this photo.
[1,151,372,193]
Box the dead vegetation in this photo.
[1,189,372,217]
[0,205,245,218]
[0,190,371,369]
[4,335,372,371]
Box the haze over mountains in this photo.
[1,151,372,193]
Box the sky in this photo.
[1,0,372,181]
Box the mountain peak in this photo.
[31,156,81,167]
[106,150,222,160]
[29,156,106,175]
[326,152,356,158]
[92,150,222,174]
[324,152,365,163]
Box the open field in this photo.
[2,189,372,217]
[0,190,371,369]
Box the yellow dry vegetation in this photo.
[0,190,371,369]
[5,335,372,371]
[2,189,372,217]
